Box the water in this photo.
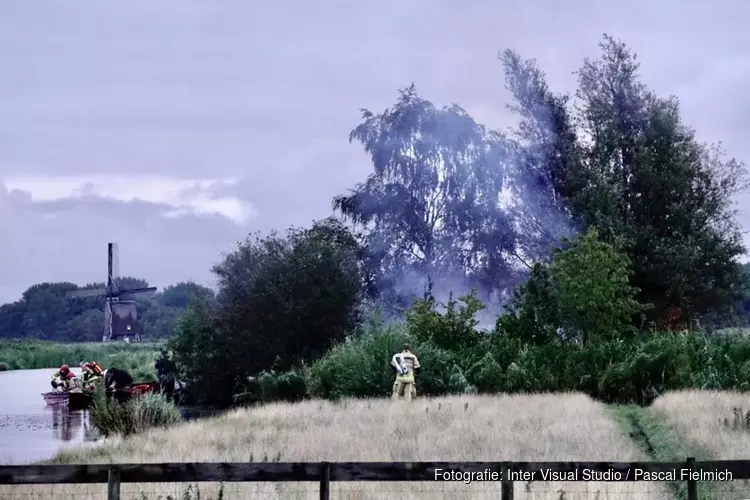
[0,368,100,464]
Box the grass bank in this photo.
[91,390,183,437]
[610,391,750,500]
[2,393,669,500]
[648,390,750,499]
[0,340,161,381]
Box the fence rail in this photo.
[1,457,745,499]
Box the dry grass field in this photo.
[649,389,750,498]
[0,393,671,500]
[652,390,750,459]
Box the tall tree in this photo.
[21,282,77,339]
[500,49,586,262]
[333,84,519,305]
[157,282,215,309]
[572,35,748,323]
[212,217,364,377]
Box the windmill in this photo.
[65,243,157,342]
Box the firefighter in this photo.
[80,361,104,390]
[63,372,84,393]
[51,364,71,391]
[391,344,420,401]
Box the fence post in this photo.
[319,461,331,500]
[501,463,513,500]
[686,457,697,500]
[107,466,121,500]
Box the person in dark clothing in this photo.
[103,367,134,403]
[103,367,134,402]
[155,349,178,403]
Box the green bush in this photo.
[406,286,483,350]
[307,325,411,399]
[91,388,182,437]
[233,369,308,405]
[305,326,750,406]
[498,229,647,344]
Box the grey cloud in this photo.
[0,182,249,302]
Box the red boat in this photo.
[42,382,158,408]
[41,391,93,410]
[42,391,68,405]
[110,382,159,403]
[129,382,158,395]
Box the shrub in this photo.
[169,299,236,407]
[468,352,504,394]
[233,369,308,405]
[406,286,483,350]
[211,217,364,378]
[307,325,411,399]
[498,229,648,344]
[306,324,750,406]
[91,389,182,437]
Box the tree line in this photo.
[157,35,750,407]
[0,280,215,341]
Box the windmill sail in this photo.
[104,301,112,342]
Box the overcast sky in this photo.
[1,1,749,303]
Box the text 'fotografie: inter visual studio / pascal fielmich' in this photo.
[433,468,733,482]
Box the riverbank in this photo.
[3,390,747,498]
[0,340,161,381]
[5,392,677,499]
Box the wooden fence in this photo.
[0,458,746,499]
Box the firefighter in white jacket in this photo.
[391,344,420,401]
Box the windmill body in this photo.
[66,243,157,342]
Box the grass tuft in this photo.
[91,389,183,437]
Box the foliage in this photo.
[406,283,484,350]
[499,229,647,344]
[0,280,215,341]
[4,34,750,418]
[232,369,308,406]
[332,34,748,326]
[168,298,233,407]
[169,218,363,407]
[570,36,747,323]
[90,388,182,437]
[306,323,462,400]
[213,219,362,370]
[332,83,521,308]
[307,324,750,406]
[499,48,585,261]
[0,339,160,376]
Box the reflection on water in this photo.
[50,404,95,442]
[0,368,210,464]
[0,368,101,464]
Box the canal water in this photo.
[0,368,220,464]
[0,368,100,464]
